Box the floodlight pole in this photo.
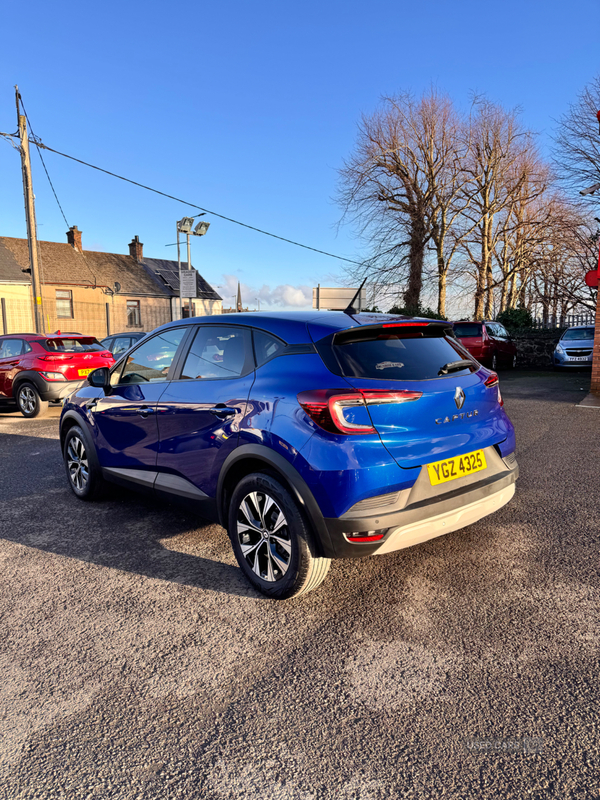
[186,232,193,318]
[176,224,182,319]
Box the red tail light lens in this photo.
[39,354,74,361]
[484,372,503,406]
[297,388,422,435]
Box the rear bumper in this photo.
[16,372,85,402]
[323,448,518,557]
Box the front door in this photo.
[0,338,28,398]
[91,327,187,485]
[156,324,255,506]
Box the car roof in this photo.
[153,311,448,344]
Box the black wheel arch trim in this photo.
[60,409,102,472]
[217,444,336,558]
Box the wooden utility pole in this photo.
[15,87,43,333]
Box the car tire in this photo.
[491,353,498,371]
[16,382,48,418]
[63,425,105,501]
[228,473,331,599]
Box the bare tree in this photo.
[459,99,542,319]
[554,75,600,196]
[338,91,461,310]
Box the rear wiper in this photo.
[438,359,473,376]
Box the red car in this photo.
[0,332,114,418]
[452,321,517,370]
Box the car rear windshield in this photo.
[562,327,595,341]
[453,323,483,337]
[39,337,105,353]
[329,327,476,381]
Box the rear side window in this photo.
[453,323,483,337]
[253,330,285,367]
[329,329,474,381]
[39,337,104,353]
[0,338,29,357]
[180,326,252,380]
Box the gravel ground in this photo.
[0,369,599,800]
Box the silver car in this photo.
[553,326,595,369]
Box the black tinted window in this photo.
[333,332,474,381]
[40,337,104,353]
[253,330,285,366]
[453,323,482,337]
[181,326,251,380]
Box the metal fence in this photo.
[530,313,596,329]
[0,297,173,339]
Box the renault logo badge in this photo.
[454,387,465,410]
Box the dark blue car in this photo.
[59,311,518,598]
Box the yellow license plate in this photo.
[427,449,487,486]
[78,368,95,377]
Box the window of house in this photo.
[127,300,141,327]
[56,290,73,319]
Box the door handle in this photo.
[209,405,236,418]
[137,405,155,418]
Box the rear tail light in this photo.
[297,388,422,435]
[346,530,387,543]
[39,354,73,361]
[39,371,65,381]
[484,372,503,406]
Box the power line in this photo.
[28,139,365,267]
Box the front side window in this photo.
[119,328,185,384]
[181,326,251,380]
[112,336,132,355]
[56,290,73,319]
[127,300,141,327]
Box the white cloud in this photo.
[215,274,313,310]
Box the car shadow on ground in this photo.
[0,433,257,599]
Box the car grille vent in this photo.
[349,492,399,513]
[502,452,517,469]
[566,349,592,356]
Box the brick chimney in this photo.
[129,235,144,262]
[66,226,82,252]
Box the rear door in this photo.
[156,324,255,503]
[452,322,485,360]
[318,322,509,470]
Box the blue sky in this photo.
[1,0,598,309]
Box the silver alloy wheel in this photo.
[491,353,497,370]
[18,386,36,415]
[67,435,89,492]
[236,491,291,582]
[512,354,517,367]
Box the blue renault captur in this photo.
[59,311,518,598]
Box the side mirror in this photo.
[87,367,111,393]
